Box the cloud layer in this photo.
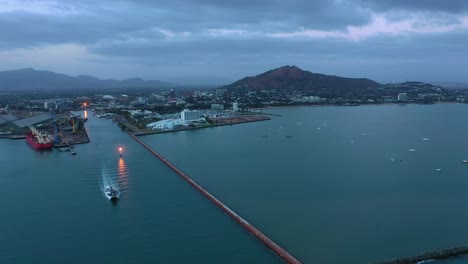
[1,0,468,84]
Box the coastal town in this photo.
[1,77,468,140]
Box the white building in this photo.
[108,101,117,109]
[181,109,203,122]
[303,96,322,103]
[102,95,116,100]
[232,102,239,111]
[44,101,49,109]
[129,110,153,117]
[146,119,184,130]
[398,93,408,101]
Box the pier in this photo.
[374,244,468,263]
[129,133,302,264]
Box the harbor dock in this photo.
[129,133,302,264]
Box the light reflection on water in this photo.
[117,157,129,191]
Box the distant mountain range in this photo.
[0,68,171,90]
[222,65,380,91]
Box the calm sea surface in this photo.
[0,112,279,264]
[140,104,468,263]
[3,104,468,264]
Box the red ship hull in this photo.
[25,133,54,149]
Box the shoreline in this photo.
[253,101,464,110]
[134,115,271,137]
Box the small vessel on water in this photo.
[25,125,53,149]
[71,151,77,155]
[462,160,468,164]
[105,186,119,200]
[409,149,416,152]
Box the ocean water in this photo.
[0,113,279,264]
[141,104,468,263]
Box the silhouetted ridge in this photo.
[0,68,170,90]
[223,65,379,91]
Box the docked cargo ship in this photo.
[25,125,53,149]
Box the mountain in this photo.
[0,68,171,90]
[222,65,379,91]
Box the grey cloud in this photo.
[358,0,468,12]
[124,0,372,30]
[1,0,468,84]
[87,29,468,84]
[0,0,372,50]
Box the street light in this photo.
[118,147,123,157]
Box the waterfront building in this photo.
[303,96,322,103]
[181,109,203,122]
[398,93,408,101]
[233,102,239,111]
[146,119,184,130]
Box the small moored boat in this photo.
[462,160,468,164]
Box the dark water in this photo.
[141,104,468,263]
[0,113,279,264]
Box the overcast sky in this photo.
[1,0,468,85]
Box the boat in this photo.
[71,151,77,155]
[25,125,53,149]
[422,138,430,141]
[409,149,416,152]
[105,186,119,200]
[462,160,468,164]
[58,147,71,152]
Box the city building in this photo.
[398,93,408,101]
[146,119,184,130]
[211,104,224,110]
[233,102,239,111]
[181,109,203,122]
[303,96,322,103]
[108,101,117,109]
[216,89,226,97]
